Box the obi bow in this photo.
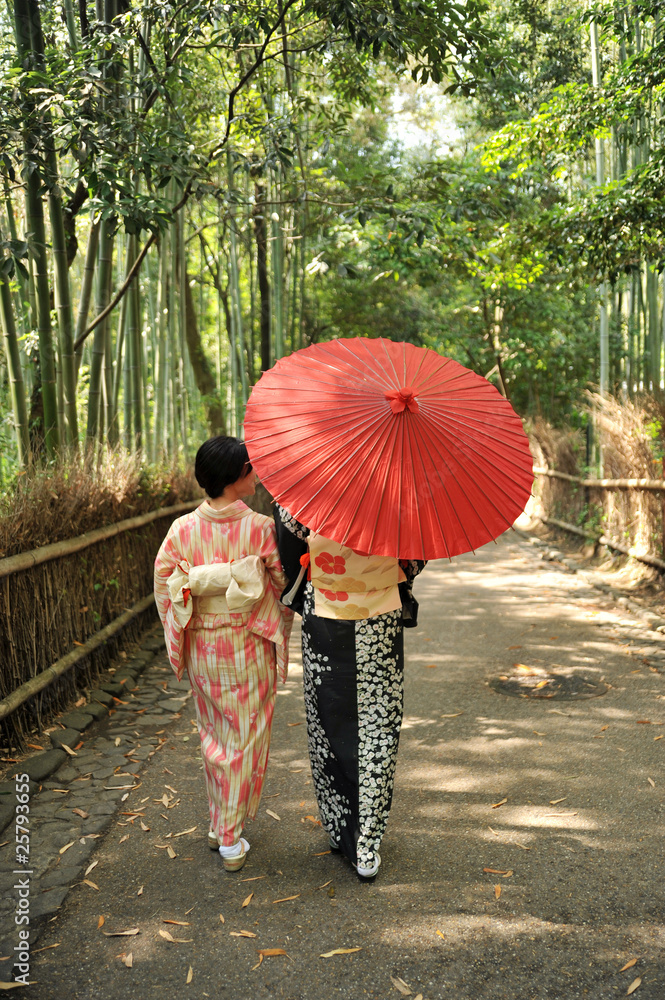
[167,555,267,629]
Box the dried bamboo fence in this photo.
[532,468,665,573]
[0,500,198,751]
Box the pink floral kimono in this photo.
[154,500,293,846]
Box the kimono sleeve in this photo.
[398,559,427,628]
[153,520,184,625]
[273,504,309,615]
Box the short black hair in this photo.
[194,436,250,498]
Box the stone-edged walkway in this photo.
[0,624,186,949]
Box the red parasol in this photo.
[244,338,533,560]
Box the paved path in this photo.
[2,529,665,999]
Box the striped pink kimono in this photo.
[154,500,292,846]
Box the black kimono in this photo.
[274,504,425,871]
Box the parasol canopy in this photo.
[244,338,533,560]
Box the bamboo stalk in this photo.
[534,468,665,490]
[0,499,200,580]
[0,255,30,465]
[14,0,60,455]
[74,219,100,373]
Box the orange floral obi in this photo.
[308,533,405,621]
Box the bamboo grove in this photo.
[0,0,493,474]
[1,1,665,483]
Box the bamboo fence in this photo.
[0,500,198,750]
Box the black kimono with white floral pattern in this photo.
[274,505,425,870]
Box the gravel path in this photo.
[2,528,664,999]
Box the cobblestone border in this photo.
[0,625,191,962]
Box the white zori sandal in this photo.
[356,852,381,880]
[218,838,250,872]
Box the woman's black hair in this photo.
[194,436,251,499]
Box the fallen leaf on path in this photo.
[140,821,150,832]
[229,931,256,938]
[287,722,303,727]
[273,895,300,903]
[318,880,333,889]
[173,826,197,838]
[241,894,254,908]
[166,846,176,859]
[303,815,321,825]
[534,680,550,689]
[391,974,412,994]
[266,809,280,821]
[72,808,89,819]
[119,835,129,844]
[494,885,502,900]
[515,663,539,674]
[488,826,498,836]
[158,930,192,944]
[59,841,75,855]
[626,978,641,995]
[0,982,31,989]
[82,880,99,890]
[436,930,445,939]
[483,869,513,876]
[648,778,655,787]
[163,920,191,926]
[102,929,140,937]
[533,731,547,735]
[137,887,143,896]
[620,959,638,972]
[97,916,105,929]
[320,948,362,958]
[491,799,508,809]
[219,914,225,923]
[654,735,663,741]
[544,812,578,817]
[424,664,437,669]
[115,737,121,747]
[186,967,193,984]
[31,944,60,954]
[508,645,522,650]
[239,876,266,882]
[636,721,652,725]
[441,712,464,718]
[312,851,331,856]
[120,953,133,968]
[251,949,288,971]
[61,744,77,757]
[85,861,99,876]
[549,798,566,805]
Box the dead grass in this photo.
[0,449,199,558]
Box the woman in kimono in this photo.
[274,505,424,880]
[154,437,292,871]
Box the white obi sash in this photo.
[167,556,268,629]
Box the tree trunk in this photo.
[253,181,271,372]
[184,272,225,435]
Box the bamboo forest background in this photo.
[1,0,665,486]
